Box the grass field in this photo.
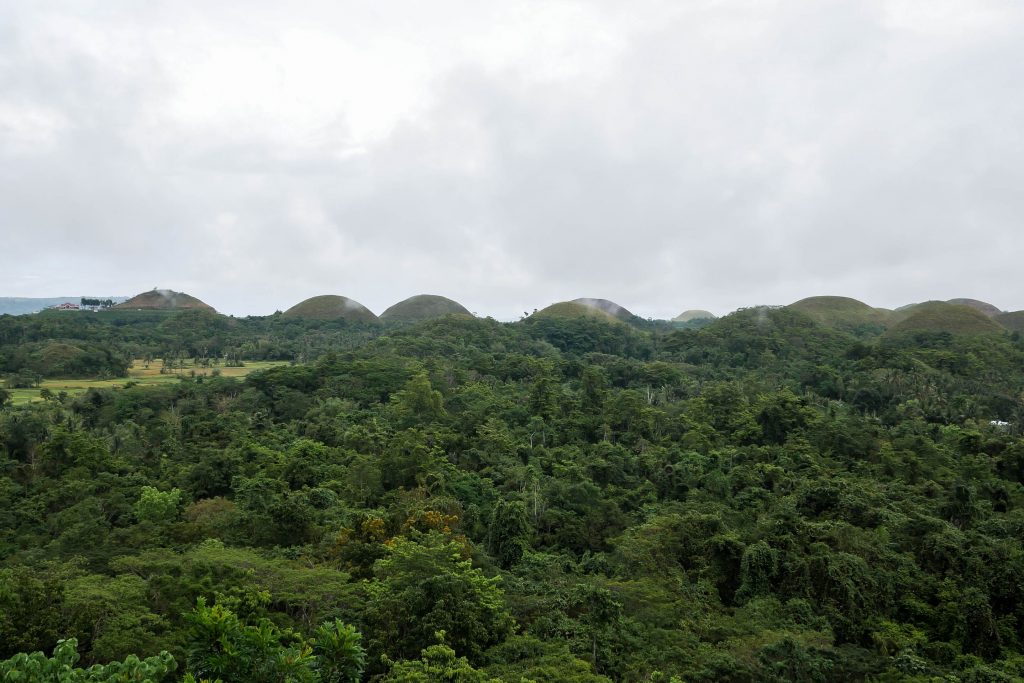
[7,359,289,405]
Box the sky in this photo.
[1,0,1022,320]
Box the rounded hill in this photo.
[113,289,214,312]
[674,306,853,367]
[891,300,940,323]
[531,301,622,324]
[886,302,1004,337]
[571,298,636,321]
[283,295,379,323]
[996,311,1024,333]
[786,296,891,330]
[947,298,1002,317]
[380,295,471,323]
[673,309,717,322]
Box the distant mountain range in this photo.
[0,296,127,316]
[4,290,1023,337]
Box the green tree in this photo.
[364,533,515,667]
[0,566,65,657]
[313,619,366,683]
[391,372,446,425]
[568,583,625,676]
[134,486,182,524]
[0,638,176,683]
[736,541,778,603]
[184,598,316,683]
[488,499,530,569]
[382,633,500,682]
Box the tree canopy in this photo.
[2,306,1024,681]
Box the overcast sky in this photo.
[1,1,1022,319]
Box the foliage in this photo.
[382,633,500,682]
[0,638,176,682]
[363,533,515,668]
[135,486,182,524]
[2,307,1024,681]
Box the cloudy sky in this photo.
[1,1,1022,319]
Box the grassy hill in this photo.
[886,301,1005,336]
[282,295,379,323]
[571,298,637,322]
[666,305,856,369]
[380,294,472,323]
[786,296,891,332]
[673,309,717,322]
[996,311,1024,333]
[947,298,1003,317]
[530,301,623,324]
[113,289,214,312]
[894,299,1002,322]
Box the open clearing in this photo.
[8,359,288,405]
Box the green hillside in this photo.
[672,309,716,322]
[996,310,1024,332]
[282,295,379,323]
[531,301,622,324]
[786,296,891,333]
[886,301,1005,336]
[667,305,856,369]
[947,298,1003,316]
[380,294,472,323]
[3,300,1024,681]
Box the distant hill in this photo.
[673,309,717,322]
[894,299,1003,321]
[890,300,942,323]
[996,311,1024,333]
[531,301,623,324]
[571,298,636,322]
[380,295,471,323]
[786,296,891,332]
[0,296,126,315]
[670,306,855,368]
[0,297,79,315]
[886,301,1004,336]
[283,295,379,323]
[113,289,214,312]
[947,298,1003,317]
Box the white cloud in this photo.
[1,0,1022,318]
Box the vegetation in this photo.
[997,311,1024,333]
[887,301,1005,337]
[0,308,383,378]
[114,290,214,312]
[4,359,286,406]
[530,301,623,324]
[283,296,381,324]
[2,301,1024,681]
[786,296,891,335]
[380,295,471,323]
[947,298,1003,317]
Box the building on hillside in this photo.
[80,298,115,311]
[50,302,80,311]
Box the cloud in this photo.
[1,0,1022,317]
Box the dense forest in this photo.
[2,305,1024,681]
[0,309,383,384]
